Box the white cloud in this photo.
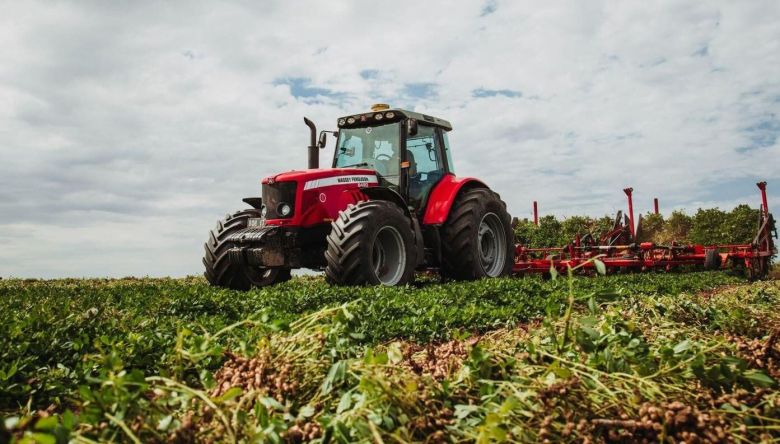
[0,1,778,277]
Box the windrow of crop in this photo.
[0,272,743,416]
[3,274,778,442]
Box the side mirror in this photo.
[318,132,327,149]
[407,119,418,137]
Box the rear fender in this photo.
[423,175,488,225]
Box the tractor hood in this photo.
[260,168,381,227]
[261,168,378,186]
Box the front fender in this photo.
[422,174,488,225]
[360,187,410,218]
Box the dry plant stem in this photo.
[104,412,142,444]
[146,376,236,443]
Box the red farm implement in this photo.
[513,182,777,280]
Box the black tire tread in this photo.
[203,209,291,290]
[440,188,514,280]
[704,249,721,270]
[325,201,415,286]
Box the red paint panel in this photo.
[422,174,487,225]
[262,169,377,227]
[262,168,375,184]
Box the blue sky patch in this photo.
[473,88,522,98]
[360,69,379,80]
[404,82,438,99]
[273,77,344,99]
[738,117,780,152]
[481,0,497,16]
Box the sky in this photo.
[1,1,779,278]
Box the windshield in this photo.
[333,122,401,186]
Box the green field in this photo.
[1,272,779,443]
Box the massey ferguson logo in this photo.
[337,176,369,183]
[304,175,378,190]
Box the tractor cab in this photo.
[333,105,455,211]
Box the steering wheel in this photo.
[375,154,391,161]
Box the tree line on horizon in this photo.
[513,204,771,248]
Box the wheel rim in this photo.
[371,226,406,285]
[248,268,276,286]
[478,212,507,277]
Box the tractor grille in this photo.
[262,181,297,219]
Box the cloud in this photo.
[0,1,778,277]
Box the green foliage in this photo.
[725,204,762,244]
[4,273,780,443]
[0,273,741,414]
[535,215,563,247]
[516,204,768,247]
[512,218,537,247]
[638,212,664,243]
[593,215,615,238]
[690,208,729,245]
[659,210,694,244]
[560,215,593,243]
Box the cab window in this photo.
[442,130,454,173]
[405,124,445,208]
[334,122,401,187]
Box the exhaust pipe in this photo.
[303,117,318,169]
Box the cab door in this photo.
[404,124,447,210]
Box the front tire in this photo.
[325,201,417,286]
[203,209,291,290]
[441,188,514,280]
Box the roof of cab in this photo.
[337,108,452,131]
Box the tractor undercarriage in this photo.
[224,224,329,270]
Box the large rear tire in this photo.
[441,188,514,280]
[325,201,417,286]
[203,209,291,291]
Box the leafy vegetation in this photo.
[513,203,767,247]
[2,272,779,443]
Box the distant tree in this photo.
[690,208,729,245]
[561,216,594,242]
[535,215,563,248]
[724,204,761,244]
[513,218,537,247]
[593,215,616,239]
[512,204,764,248]
[658,210,693,244]
[638,212,664,243]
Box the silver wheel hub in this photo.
[478,212,507,277]
[371,226,406,285]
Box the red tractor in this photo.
[203,104,514,289]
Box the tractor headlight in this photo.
[278,203,292,217]
[374,112,383,120]
[260,205,267,217]
[346,117,356,125]
[385,111,395,119]
[338,118,346,126]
